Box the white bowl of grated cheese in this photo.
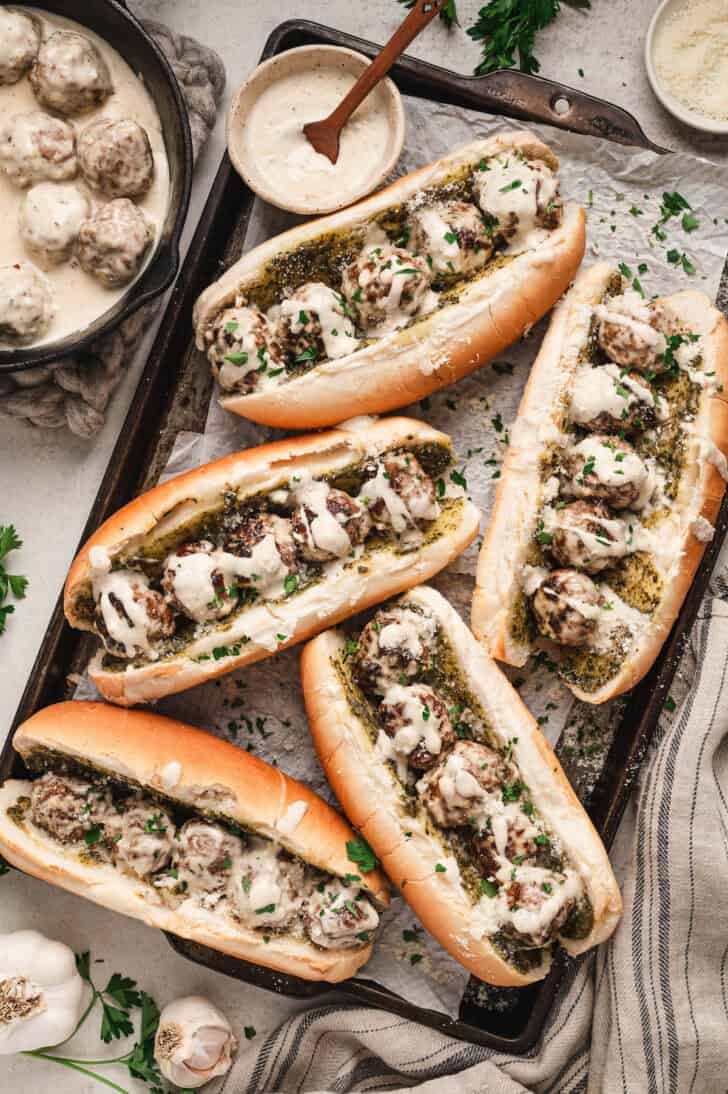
[645,0,728,135]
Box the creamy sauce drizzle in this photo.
[0,8,170,347]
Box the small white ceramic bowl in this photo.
[645,0,728,135]
[227,45,405,216]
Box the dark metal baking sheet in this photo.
[4,19,726,1054]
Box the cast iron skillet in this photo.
[0,0,193,374]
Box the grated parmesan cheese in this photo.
[653,0,728,122]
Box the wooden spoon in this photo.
[303,0,451,164]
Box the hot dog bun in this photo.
[472,263,728,702]
[0,702,389,983]
[64,417,480,706]
[301,586,621,986]
[193,132,586,429]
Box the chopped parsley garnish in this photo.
[499,178,522,192]
[450,468,467,489]
[295,347,319,363]
[534,833,550,847]
[502,781,524,802]
[224,351,248,365]
[480,879,498,898]
[664,695,676,712]
[255,904,276,915]
[284,574,298,596]
[346,836,379,873]
[443,230,459,244]
[144,814,167,834]
[244,1026,257,1040]
[84,825,103,846]
[434,863,447,873]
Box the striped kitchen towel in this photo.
[225,596,728,1093]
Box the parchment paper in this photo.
[79,98,728,1017]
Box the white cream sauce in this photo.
[568,435,654,509]
[473,154,558,250]
[276,282,359,360]
[0,8,170,348]
[241,65,394,211]
[291,475,352,558]
[165,538,289,622]
[569,362,669,426]
[92,566,158,659]
[593,293,668,361]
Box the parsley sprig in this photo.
[22,952,177,1094]
[0,525,28,636]
[397,0,458,29]
[397,0,589,76]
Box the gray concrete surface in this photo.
[1,2,726,1090]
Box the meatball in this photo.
[547,500,630,575]
[30,772,96,843]
[20,182,89,267]
[76,199,154,287]
[501,869,576,946]
[94,569,175,659]
[420,740,507,829]
[0,263,53,343]
[162,541,239,624]
[114,799,175,879]
[224,512,298,591]
[29,30,112,116]
[569,362,666,433]
[78,118,154,199]
[595,291,668,372]
[274,282,359,365]
[359,452,439,534]
[173,821,242,897]
[291,483,371,562]
[229,839,307,929]
[473,154,561,248]
[409,200,495,277]
[470,803,542,874]
[531,568,602,647]
[341,246,432,332]
[379,683,455,772]
[0,111,76,188]
[0,9,40,85]
[565,435,652,510]
[304,879,380,949]
[205,304,284,394]
[353,605,438,696]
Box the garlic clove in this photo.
[155,995,236,1089]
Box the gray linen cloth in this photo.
[223,592,728,1093]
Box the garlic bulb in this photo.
[154,995,237,1088]
[0,930,85,1053]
